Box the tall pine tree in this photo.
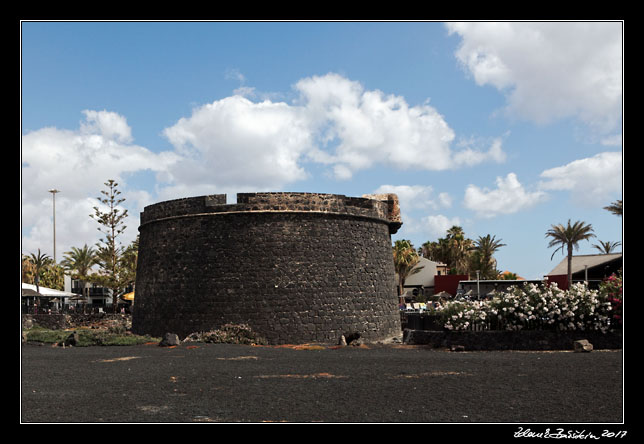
[90,180,129,312]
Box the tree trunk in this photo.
[567,243,573,289]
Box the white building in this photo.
[399,257,449,300]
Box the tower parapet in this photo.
[140,192,402,234]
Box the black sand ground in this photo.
[20,343,623,424]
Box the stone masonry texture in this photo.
[132,192,402,344]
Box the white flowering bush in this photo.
[430,300,488,331]
[427,282,615,333]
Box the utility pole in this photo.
[48,189,60,263]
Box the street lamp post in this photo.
[48,189,60,263]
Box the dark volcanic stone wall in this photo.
[132,192,402,344]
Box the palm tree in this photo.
[419,239,450,265]
[26,249,53,294]
[472,234,506,279]
[592,240,622,254]
[419,226,477,275]
[546,220,595,288]
[603,200,622,216]
[22,255,36,284]
[61,244,98,300]
[39,263,64,290]
[119,236,139,290]
[393,240,423,296]
[446,225,465,239]
[445,226,474,275]
[418,241,434,260]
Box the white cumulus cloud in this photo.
[422,214,463,238]
[158,73,507,191]
[539,151,622,206]
[80,109,133,143]
[464,172,548,218]
[447,22,622,137]
[295,73,505,179]
[21,110,178,257]
[162,95,312,194]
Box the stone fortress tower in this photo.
[131,192,402,344]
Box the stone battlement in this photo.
[140,192,401,234]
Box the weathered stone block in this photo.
[574,339,594,352]
[159,333,181,347]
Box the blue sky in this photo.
[21,21,623,279]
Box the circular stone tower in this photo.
[131,192,402,344]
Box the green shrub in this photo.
[24,327,69,344]
[184,323,267,345]
[23,328,160,346]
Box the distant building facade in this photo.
[545,253,622,290]
[399,257,450,301]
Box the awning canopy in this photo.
[21,283,77,298]
[121,291,134,301]
[22,288,42,297]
